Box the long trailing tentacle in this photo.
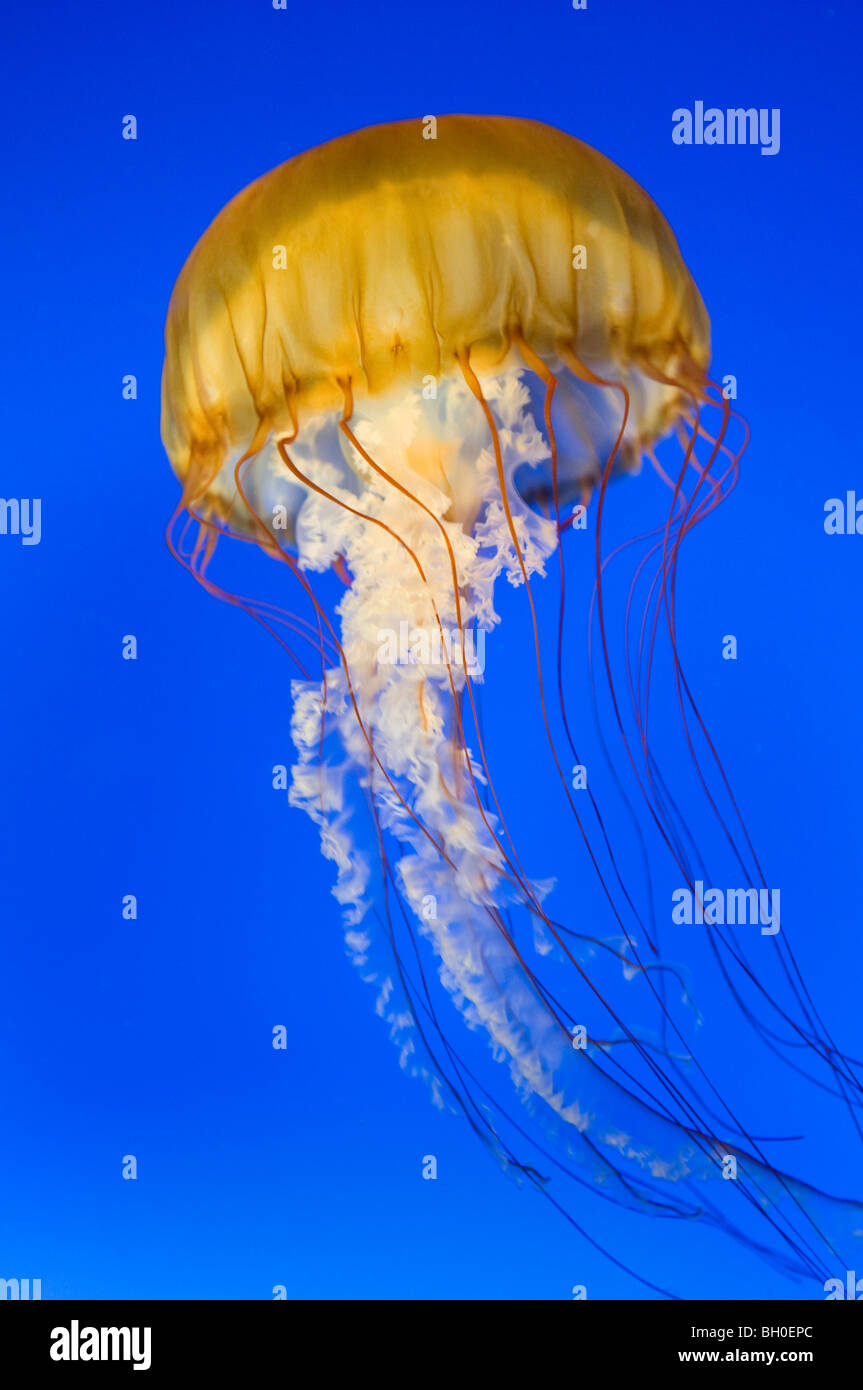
[165,349,863,1294]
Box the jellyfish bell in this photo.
[161,115,709,542]
[162,116,863,1294]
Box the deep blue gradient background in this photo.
[1,0,861,1299]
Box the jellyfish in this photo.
[162,116,863,1295]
